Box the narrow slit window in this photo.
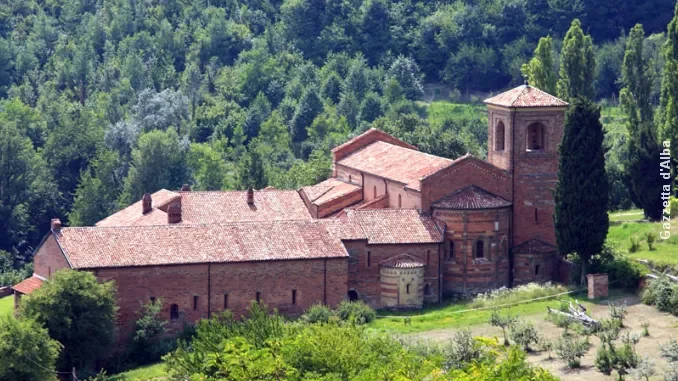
[150,296,156,304]
[373,186,377,198]
[256,291,261,302]
[367,251,371,267]
[406,284,411,294]
[449,241,455,259]
[292,289,297,305]
[475,240,484,259]
[427,249,430,264]
[223,293,228,309]
[495,121,505,151]
[424,283,431,295]
[398,194,402,208]
[535,208,538,224]
[535,265,540,275]
[170,304,179,320]
[193,295,198,310]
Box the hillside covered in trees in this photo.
[1,0,678,280]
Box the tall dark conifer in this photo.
[554,98,609,285]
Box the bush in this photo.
[509,320,540,352]
[442,329,485,370]
[629,237,641,253]
[555,335,589,368]
[0,315,62,381]
[608,300,628,327]
[590,244,645,289]
[642,276,678,313]
[489,309,516,346]
[128,300,170,366]
[335,301,376,324]
[302,304,334,324]
[646,232,656,251]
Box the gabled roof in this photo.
[331,128,417,162]
[484,85,568,108]
[513,239,557,254]
[336,141,452,190]
[53,220,348,269]
[179,190,312,224]
[346,209,444,245]
[381,253,426,268]
[432,186,511,210]
[96,189,180,227]
[300,178,362,205]
[12,276,44,294]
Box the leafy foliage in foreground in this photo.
[163,303,558,380]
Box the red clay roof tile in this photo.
[380,253,426,268]
[346,209,444,244]
[54,220,348,269]
[336,141,452,190]
[12,276,44,294]
[96,189,180,227]
[484,85,568,108]
[432,186,511,210]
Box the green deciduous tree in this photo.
[557,20,596,100]
[554,97,609,285]
[120,129,191,205]
[659,1,678,177]
[20,270,117,372]
[620,24,664,221]
[521,36,557,94]
[187,143,229,191]
[0,315,61,381]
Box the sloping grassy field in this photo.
[0,296,12,316]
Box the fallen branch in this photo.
[548,303,599,329]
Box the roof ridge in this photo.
[64,218,329,231]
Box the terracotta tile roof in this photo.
[381,253,425,268]
[301,178,362,205]
[337,141,452,190]
[513,239,557,254]
[432,186,511,210]
[54,220,348,269]
[179,190,312,224]
[346,209,444,244]
[96,189,180,227]
[321,219,367,241]
[484,85,568,108]
[331,128,417,162]
[12,276,44,294]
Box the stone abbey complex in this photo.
[13,84,570,337]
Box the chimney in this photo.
[246,187,254,205]
[142,193,152,214]
[50,218,62,232]
[167,203,182,224]
[180,184,191,192]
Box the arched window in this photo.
[398,194,402,208]
[170,304,179,321]
[449,241,455,260]
[348,290,359,301]
[527,122,545,151]
[475,240,485,259]
[424,283,431,295]
[495,121,505,151]
[373,186,377,199]
[406,284,411,294]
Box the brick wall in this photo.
[93,258,347,340]
[513,253,557,285]
[343,241,441,307]
[420,157,512,213]
[34,234,71,279]
[433,208,511,294]
[587,274,608,299]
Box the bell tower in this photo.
[484,84,568,248]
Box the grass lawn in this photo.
[110,363,167,381]
[609,209,644,222]
[368,288,628,334]
[0,296,13,316]
[607,219,678,265]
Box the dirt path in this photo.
[407,296,678,381]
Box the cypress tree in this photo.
[557,20,596,101]
[554,98,609,285]
[620,24,664,220]
[659,1,678,176]
[521,36,557,94]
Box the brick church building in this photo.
[13,84,568,336]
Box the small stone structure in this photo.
[380,254,426,309]
[587,273,608,299]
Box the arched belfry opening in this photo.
[495,121,505,151]
[526,122,545,151]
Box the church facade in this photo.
[13,84,569,337]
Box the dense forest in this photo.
[1,0,678,281]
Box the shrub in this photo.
[641,322,650,337]
[539,336,553,359]
[509,320,540,352]
[128,300,170,366]
[629,236,641,253]
[0,315,62,381]
[608,300,628,327]
[489,309,516,346]
[661,338,678,363]
[642,276,677,312]
[646,232,656,251]
[443,329,485,370]
[335,301,376,324]
[602,257,646,290]
[555,335,589,368]
[302,304,334,324]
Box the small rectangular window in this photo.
[150,296,156,304]
[535,265,540,275]
[193,295,198,310]
[367,251,371,267]
[223,293,228,309]
[292,289,297,305]
[535,208,539,224]
[256,291,261,302]
[427,250,430,264]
